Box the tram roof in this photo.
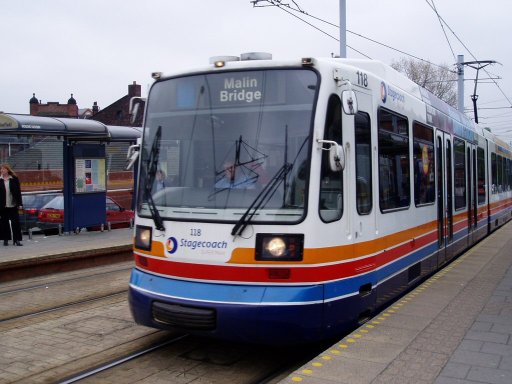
[0,113,141,142]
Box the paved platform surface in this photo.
[1,224,511,383]
[280,221,512,384]
[0,228,133,269]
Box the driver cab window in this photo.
[319,94,343,222]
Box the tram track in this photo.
[0,265,178,384]
[0,263,132,323]
[0,256,434,384]
[55,333,331,384]
[56,334,190,384]
[0,262,132,296]
[0,290,127,324]
[1,245,485,383]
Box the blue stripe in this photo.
[131,240,440,305]
[374,241,437,284]
[130,268,324,305]
[490,207,511,222]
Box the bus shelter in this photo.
[0,113,140,234]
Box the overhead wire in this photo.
[427,0,457,62]
[252,0,450,66]
[422,0,512,108]
[252,0,372,58]
[253,0,511,131]
[260,0,457,69]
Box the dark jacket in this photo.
[0,176,23,208]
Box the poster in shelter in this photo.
[75,158,106,193]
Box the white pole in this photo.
[339,0,347,58]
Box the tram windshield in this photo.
[138,68,317,223]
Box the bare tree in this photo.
[391,58,457,108]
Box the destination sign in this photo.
[219,76,262,104]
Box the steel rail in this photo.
[56,334,190,384]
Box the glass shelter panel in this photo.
[0,135,64,193]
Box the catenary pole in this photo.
[460,60,497,124]
[457,55,464,112]
[339,0,346,58]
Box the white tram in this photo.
[128,54,512,344]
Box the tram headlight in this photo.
[135,225,152,251]
[267,237,286,257]
[255,233,304,261]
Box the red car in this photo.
[37,195,134,234]
[19,192,60,233]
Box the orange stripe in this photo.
[230,220,438,264]
[135,241,166,258]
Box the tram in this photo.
[128,53,512,344]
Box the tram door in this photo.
[467,144,478,244]
[353,92,374,245]
[436,132,454,265]
[351,91,376,317]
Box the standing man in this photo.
[0,164,23,246]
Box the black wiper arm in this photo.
[231,162,292,237]
[144,126,165,231]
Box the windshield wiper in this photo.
[144,126,165,231]
[231,162,292,237]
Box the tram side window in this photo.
[509,158,512,191]
[477,147,486,204]
[498,155,504,193]
[453,138,466,210]
[319,94,343,222]
[491,153,497,194]
[504,158,509,191]
[506,158,509,191]
[413,123,435,206]
[378,109,410,212]
[508,158,512,191]
[355,112,372,215]
[506,158,510,191]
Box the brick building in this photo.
[91,81,144,126]
[29,93,79,118]
[29,81,144,126]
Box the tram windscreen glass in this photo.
[139,69,317,223]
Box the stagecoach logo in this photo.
[165,235,228,255]
[165,237,178,254]
[380,81,387,103]
[380,81,405,105]
[219,76,262,103]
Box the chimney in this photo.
[128,81,141,97]
[92,101,99,114]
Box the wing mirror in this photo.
[126,139,141,170]
[342,90,358,115]
[317,139,345,171]
[129,97,146,125]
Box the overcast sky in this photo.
[2,0,512,139]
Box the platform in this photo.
[1,223,511,383]
[0,228,133,282]
[280,221,512,384]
